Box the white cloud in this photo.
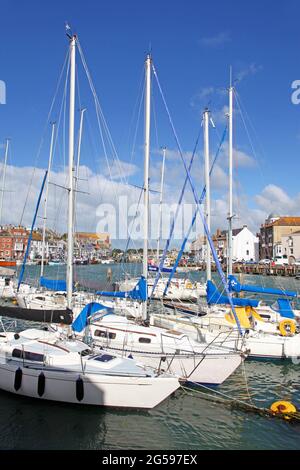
[211,105,229,125]
[214,143,256,170]
[190,87,227,111]
[1,160,294,251]
[233,148,256,168]
[0,162,141,236]
[235,63,263,82]
[190,87,215,108]
[102,159,139,180]
[255,184,300,215]
[199,32,231,48]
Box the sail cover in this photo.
[148,265,174,274]
[207,280,259,307]
[0,305,72,324]
[228,275,297,298]
[40,277,67,291]
[276,298,295,319]
[96,276,147,301]
[72,302,113,333]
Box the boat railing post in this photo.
[80,352,85,375]
[22,344,25,367]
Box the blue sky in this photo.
[0,0,300,243]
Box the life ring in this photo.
[279,319,296,337]
[270,401,296,419]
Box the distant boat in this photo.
[0,260,16,267]
[100,259,114,265]
[48,260,65,266]
[74,258,89,265]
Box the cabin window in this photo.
[94,329,116,340]
[79,349,91,357]
[12,349,44,362]
[138,337,151,344]
[36,296,45,301]
[260,314,271,320]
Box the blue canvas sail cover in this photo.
[96,276,147,301]
[276,298,295,319]
[207,280,259,307]
[228,275,297,298]
[148,265,174,274]
[40,277,67,291]
[72,302,113,333]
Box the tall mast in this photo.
[74,107,86,238]
[41,122,56,277]
[156,146,166,262]
[75,107,86,190]
[0,138,9,226]
[67,34,76,310]
[228,68,234,276]
[203,108,211,281]
[142,54,151,321]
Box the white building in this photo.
[281,231,300,263]
[190,235,206,261]
[232,225,259,262]
[29,233,49,260]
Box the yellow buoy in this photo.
[279,319,296,337]
[185,281,193,289]
[270,401,297,419]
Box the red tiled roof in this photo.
[265,217,300,227]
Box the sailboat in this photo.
[151,77,300,360]
[0,326,180,408]
[116,112,205,303]
[0,31,181,408]
[79,54,245,385]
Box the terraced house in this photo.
[259,214,300,259]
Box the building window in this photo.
[291,248,294,255]
[246,250,249,256]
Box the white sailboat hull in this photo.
[84,315,244,385]
[152,314,300,360]
[94,346,244,385]
[0,361,179,409]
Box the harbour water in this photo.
[1,264,300,450]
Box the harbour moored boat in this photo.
[0,327,180,408]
